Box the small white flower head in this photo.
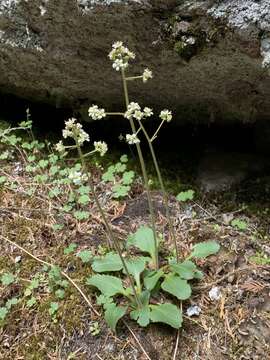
[94,141,108,157]
[126,133,140,145]
[124,102,141,120]
[143,107,153,117]
[88,105,106,121]
[55,140,65,153]
[77,129,90,145]
[109,41,135,71]
[133,110,144,121]
[142,68,153,83]
[62,118,90,145]
[112,59,128,71]
[160,109,172,122]
[68,170,87,185]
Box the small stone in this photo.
[173,21,191,36]
[209,286,222,301]
[15,255,22,263]
[186,305,201,317]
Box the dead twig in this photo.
[194,265,270,291]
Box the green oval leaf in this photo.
[92,253,123,273]
[150,303,182,329]
[143,269,164,291]
[161,275,191,300]
[77,250,92,263]
[190,241,220,259]
[231,219,247,231]
[176,190,195,202]
[170,260,197,280]
[1,273,16,286]
[86,275,126,297]
[123,257,148,288]
[127,227,157,262]
[0,307,8,320]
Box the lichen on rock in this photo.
[77,0,141,12]
[208,0,270,68]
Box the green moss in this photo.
[174,40,185,55]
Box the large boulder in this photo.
[0,0,270,123]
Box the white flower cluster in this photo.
[144,107,153,117]
[126,133,140,145]
[88,105,106,121]
[159,110,172,122]
[55,140,65,153]
[109,41,135,71]
[62,118,90,145]
[142,68,153,83]
[68,170,87,185]
[94,141,108,157]
[124,102,153,121]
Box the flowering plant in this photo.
[85,42,220,331]
[0,42,220,336]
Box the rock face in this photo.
[0,0,270,123]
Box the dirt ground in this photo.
[0,158,270,360]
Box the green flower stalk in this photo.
[57,118,142,308]
[137,118,179,261]
[121,68,159,270]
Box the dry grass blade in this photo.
[173,329,180,360]
[123,321,152,360]
[0,234,100,317]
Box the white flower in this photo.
[65,118,76,128]
[112,59,128,71]
[94,141,108,157]
[208,287,222,301]
[88,105,106,121]
[62,118,77,138]
[112,41,123,49]
[68,170,87,185]
[142,68,153,82]
[125,103,152,121]
[128,102,141,112]
[160,109,172,122]
[124,102,141,120]
[133,110,144,121]
[62,118,90,145]
[55,140,65,153]
[144,107,153,117]
[77,129,90,145]
[109,41,135,71]
[126,134,140,145]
